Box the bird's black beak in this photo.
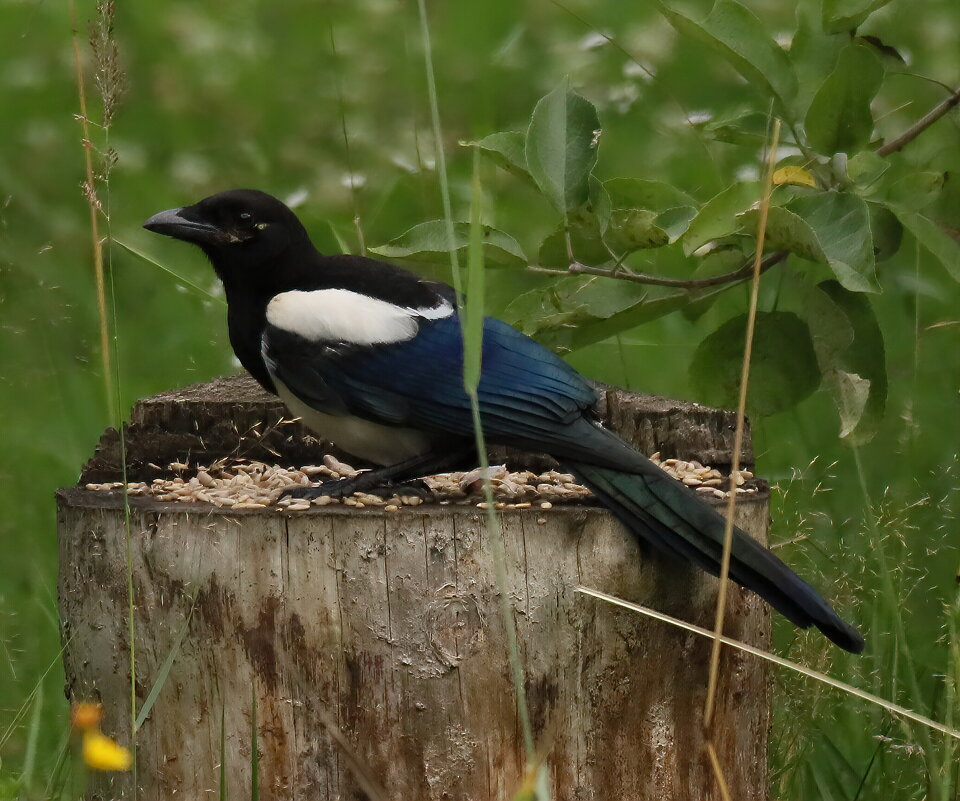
[143,206,230,246]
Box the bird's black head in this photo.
[143,189,311,279]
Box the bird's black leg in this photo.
[283,444,476,500]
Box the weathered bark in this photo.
[59,377,770,800]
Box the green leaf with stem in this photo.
[369,220,527,267]
[525,82,601,213]
[805,43,883,156]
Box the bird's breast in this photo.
[273,378,436,466]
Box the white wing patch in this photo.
[265,288,453,345]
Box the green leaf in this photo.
[502,274,648,338]
[699,109,773,146]
[542,290,692,353]
[462,131,533,184]
[804,43,883,155]
[755,191,879,292]
[825,371,872,439]
[846,150,889,190]
[867,202,902,262]
[369,220,527,267]
[604,178,696,211]
[822,0,895,34]
[655,206,698,242]
[604,178,696,243]
[525,84,601,213]
[655,0,797,109]
[806,280,888,443]
[690,311,820,417]
[682,182,758,255]
[583,175,612,233]
[894,210,960,281]
[790,5,847,116]
[537,225,611,268]
[881,172,945,212]
[537,183,614,267]
[606,209,670,252]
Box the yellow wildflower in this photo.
[82,729,133,771]
[71,701,103,732]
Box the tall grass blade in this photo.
[134,595,198,731]
[20,680,43,791]
[416,0,535,764]
[0,638,70,751]
[115,239,225,303]
[704,116,782,729]
[463,149,485,391]
[315,706,389,801]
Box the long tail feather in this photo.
[568,461,864,653]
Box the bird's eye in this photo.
[239,212,253,223]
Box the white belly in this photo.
[274,379,435,465]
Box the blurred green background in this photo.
[1,0,958,797]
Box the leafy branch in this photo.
[372,0,959,443]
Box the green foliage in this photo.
[655,0,798,110]
[690,311,821,416]
[415,0,957,440]
[805,44,883,155]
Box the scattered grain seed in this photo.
[385,504,399,512]
[540,501,552,510]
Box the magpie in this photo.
[144,188,864,653]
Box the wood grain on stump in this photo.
[59,375,769,801]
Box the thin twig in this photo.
[876,86,960,157]
[528,250,788,289]
[704,118,781,734]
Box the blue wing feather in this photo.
[264,313,599,443]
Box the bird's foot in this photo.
[282,477,432,501]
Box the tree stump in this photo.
[58,375,770,801]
